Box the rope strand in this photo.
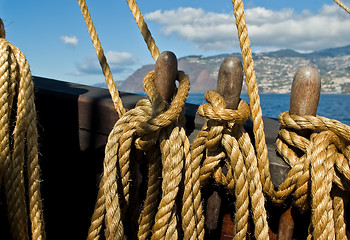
[0,33,46,240]
[334,0,350,14]
[77,0,126,117]
[125,0,160,61]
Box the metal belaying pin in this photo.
[205,56,244,231]
[277,65,321,240]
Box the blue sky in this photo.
[1,0,350,86]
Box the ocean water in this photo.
[187,93,350,126]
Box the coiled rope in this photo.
[0,19,46,240]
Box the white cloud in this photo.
[60,35,78,47]
[144,4,350,52]
[75,51,138,79]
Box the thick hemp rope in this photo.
[232,0,350,238]
[78,1,204,239]
[78,0,350,238]
[125,0,160,61]
[78,0,126,117]
[334,0,350,14]
[86,70,191,240]
[277,112,350,239]
[192,90,269,240]
[0,20,46,240]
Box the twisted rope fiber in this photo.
[150,125,186,240]
[222,133,249,239]
[0,38,28,240]
[195,91,250,239]
[334,0,350,14]
[0,37,45,239]
[125,0,160,61]
[259,111,350,239]
[86,70,194,239]
[232,0,276,200]
[78,0,204,238]
[77,0,126,117]
[231,1,350,239]
[232,0,349,205]
[87,101,153,240]
[137,148,162,240]
[195,90,269,239]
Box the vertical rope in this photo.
[231,0,275,197]
[125,0,160,62]
[77,0,126,117]
[332,187,348,240]
[183,131,205,240]
[137,148,162,240]
[0,40,12,186]
[12,44,46,240]
[0,29,46,239]
[0,39,30,240]
[221,133,249,239]
[151,126,185,240]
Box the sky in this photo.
[1,0,350,86]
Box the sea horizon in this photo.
[187,92,350,125]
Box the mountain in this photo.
[264,49,303,58]
[309,45,350,58]
[113,45,350,94]
[119,64,154,92]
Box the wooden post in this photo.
[277,66,321,240]
[154,51,178,103]
[205,56,244,232]
[0,18,5,38]
[130,51,178,239]
[217,56,243,110]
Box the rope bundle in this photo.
[192,90,269,240]
[0,29,45,239]
[275,112,350,239]
[0,0,349,239]
[86,70,195,240]
[77,0,350,239]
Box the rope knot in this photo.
[197,90,250,151]
[277,111,350,218]
[134,70,189,150]
[198,90,250,128]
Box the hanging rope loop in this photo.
[0,20,46,240]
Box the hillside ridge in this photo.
[100,45,350,93]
